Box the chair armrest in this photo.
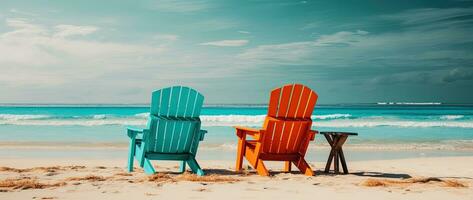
[234,126,260,134]
[199,129,207,141]
[308,130,318,141]
[234,126,262,140]
[126,126,147,139]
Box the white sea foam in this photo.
[201,115,266,125]
[0,114,50,120]
[0,113,472,128]
[92,114,107,119]
[313,119,473,128]
[134,113,149,118]
[199,119,473,128]
[440,115,464,120]
[200,114,352,126]
[314,114,352,119]
[0,119,145,126]
[377,102,442,105]
[136,113,352,120]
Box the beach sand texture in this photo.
[0,156,471,200]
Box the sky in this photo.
[0,0,473,104]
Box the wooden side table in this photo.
[321,132,358,174]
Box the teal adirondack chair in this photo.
[126,86,207,176]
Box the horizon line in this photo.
[1,102,473,107]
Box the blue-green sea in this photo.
[1,104,472,161]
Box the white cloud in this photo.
[238,7,473,68]
[237,7,473,69]
[0,18,238,98]
[1,6,472,103]
[9,9,37,16]
[314,30,369,47]
[238,41,313,65]
[237,30,372,65]
[200,39,248,47]
[4,18,47,36]
[53,24,98,38]
[239,20,473,68]
[0,18,166,85]
[153,34,179,41]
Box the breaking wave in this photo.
[440,115,464,120]
[0,113,472,128]
[0,114,50,120]
[377,102,442,105]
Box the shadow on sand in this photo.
[203,169,245,175]
[350,171,412,179]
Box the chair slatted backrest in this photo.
[262,84,318,154]
[150,86,204,118]
[146,86,204,154]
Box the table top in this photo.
[320,131,358,136]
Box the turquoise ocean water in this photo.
[1,104,472,162]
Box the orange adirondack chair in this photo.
[235,84,318,176]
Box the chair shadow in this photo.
[157,168,472,180]
[152,169,243,176]
[203,168,306,176]
[203,169,245,175]
[151,166,472,180]
[349,172,472,180]
[264,169,413,178]
[349,171,412,179]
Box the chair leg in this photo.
[143,158,156,175]
[235,139,245,172]
[179,161,186,173]
[134,145,146,168]
[187,157,204,176]
[255,159,270,176]
[284,161,292,172]
[293,157,314,176]
[127,139,136,172]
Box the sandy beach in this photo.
[1,0,473,199]
[0,156,471,200]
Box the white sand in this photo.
[0,156,472,200]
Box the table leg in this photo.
[339,148,348,174]
[324,134,335,173]
[334,147,339,174]
[325,153,333,173]
[324,134,334,147]
[322,133,354,175]
[335,136,348,174]
[326,135,341,173]
[334,135,348,174]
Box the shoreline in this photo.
[1,143,473,164]
[1,142,473,151]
